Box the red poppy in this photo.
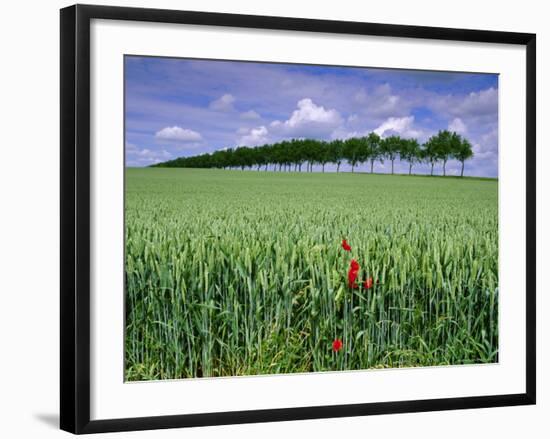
[332,338,343,352]
[363,277,374,290]
[348,259,360,289]
[341,239,351,252]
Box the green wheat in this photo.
[125,168,498,381]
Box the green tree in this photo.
[423,137,438,176]
[343,137,361,173]
[436,130,454,176]
[234,146,252,170]
[364,132,381,174]
[316,140,331,172]
[380,135,402,175]
[308,139,322,172]
[424,130,455,176]
[328,139,344,172]
[400,138,421,175]
[154,130,476,178]
[453,136,474,177]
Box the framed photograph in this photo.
[60,4,536,434]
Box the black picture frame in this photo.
[60,4,536,434]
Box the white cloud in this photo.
[435,87,498,119]
[238,126,269,146]
[240,110,261,120]
[330,128,367,140]
[125,143,172,166]
[472,142,496,160]
[448,117,467,134]
[456,87,498,117]
[209,93,236,111]
[353,84,403,118]
[471,127,498,161]
[481,127,498,147]
[155,126,202,142]
[270,98,342,138]
[374,116,423,139]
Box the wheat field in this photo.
[125,168,498,381]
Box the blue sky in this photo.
[125,56,498,177]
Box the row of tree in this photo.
[154,130,474,177]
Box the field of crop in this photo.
[125,168,498,381]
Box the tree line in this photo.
[154,129,474,177]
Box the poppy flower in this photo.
[363,277,374,290]
[332,338,343,352]
[341,239,351,252]
[348,259,360,289]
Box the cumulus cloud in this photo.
[126,142,172,166]
[481,128,498,147]
[209,93,236,111]
[270,98,342,138]
[238,126,269,146]
[374,116,423,139]
[353,84,403,118]
[155,126,202,142]
[240,110,261,120]
[472,128,498,159]
[455,87,498,117]
[430,87,498,120]
[331,130,363,140]
[472,143,495,160]
[448,117,467,134]
[467,127,499,165]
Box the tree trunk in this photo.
[370,160,374,174]
[241,165,244,171]
[409,162,412,175]
[299,163,302,172]
[351,163,355,173]
[278,163,282,172]
[460,161,465,177]
[443,159,447,176]
[430,162,434,176]
[337,162,340,173]
[391,159,395,174]
[322,163,325,173]
[265,163,268,171]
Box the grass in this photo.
[125,168,498,381]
